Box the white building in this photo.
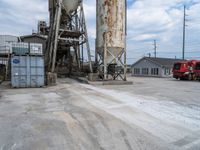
[132,57,182,77]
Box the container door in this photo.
[11,56,29,88]
[30,56,44,87]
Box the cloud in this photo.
[126,0,200,62]
[0,0,200,63]
[0,0,48,35]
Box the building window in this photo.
[151,68,153,75]
[164,68,170,75]
[142,68,149,75]
[196,63,200,70]
[151,68,159,75]
[134,68,140,75]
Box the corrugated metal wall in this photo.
[11,56,45,88]
[0,35,18,44]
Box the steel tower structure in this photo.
[46,0,93,75]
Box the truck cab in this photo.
[173,61,191,80]
[193,61,200,81]
[173,60,200,80]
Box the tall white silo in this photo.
[96,0,127,80]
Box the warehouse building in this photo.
[0,35,19,81]
[20,34,47,54]
[0,35,18,44]
[131,57,182,77]
[0,34,46,82]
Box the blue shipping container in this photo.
[11,56,44,88]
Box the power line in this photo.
[188,18,200,21]
[128,48,150,52]
[128,51,150,54]
[185,45,200,48]
[127,58,139,59]
[186,45,200,48]
[185,51,200,53]
[185,49,200,52]
[186,57,200,59]
[158,51,200,54]
[185,41,200,44]
[189,22,200,25]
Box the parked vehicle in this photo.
[173,61,190,80]
[193,61,200,81]
[173,60,199,80]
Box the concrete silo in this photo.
[62,0,81,13]
[96,0,127,81]
[46,0,93,77]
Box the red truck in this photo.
[193,61,200,81]
[173,60,199,80]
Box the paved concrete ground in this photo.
[0,77,199,150]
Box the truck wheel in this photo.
[188,74,192,81]
[193,75,197,81]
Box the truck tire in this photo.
[193,75,197,81]
[188,74,192,81]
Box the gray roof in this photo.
[132,57,183,68]
[20,34,47,40]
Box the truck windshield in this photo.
[196,63,200,70]
[174,63,181,70]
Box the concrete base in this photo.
[46,72,57,86]
[78,77,133,85]
[88,73,100,81]
[0,77,199,149]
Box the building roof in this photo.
[20,34,47,40]
[132,57,183,68]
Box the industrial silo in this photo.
[47,0,93,78]
[48,0,82,24]
[62,0,81,13]
[96,0,127,80]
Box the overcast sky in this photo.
[0,0,200,64]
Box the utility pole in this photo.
[148,53,151,58]
[154,40,157,58]
[182,5,186,60]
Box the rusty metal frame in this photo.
[96,50,127,81]
[46,0,93,74]
[96,38,127,81]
